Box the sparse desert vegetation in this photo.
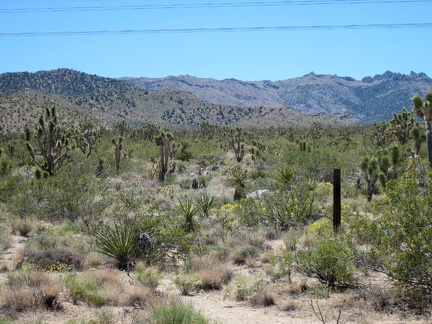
[0,93,432,324]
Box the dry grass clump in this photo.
[14,222,32,237]
[197,267,233,291]
[0,287,39,315]
[62,269,126,307]
[85,269,126,305]
[84,251,109,269]
[27,270,51,287]
[231,245,260,265]
[0,261,10,272]
[121,285,153,307]
[278,300,297,312]
[250,289,276,307]
[190,254,233,291]
[133,263,163,289]
[190,254,221,271]
[0,223,12,253]
[0,273,63,318]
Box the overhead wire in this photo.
[0,0,431,13]
[1,23,431,37]
[1,0,430,37]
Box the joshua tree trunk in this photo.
[426,120,432,168]
[366,179,373,202]
[155,131,174,182]
[412,92,432,168]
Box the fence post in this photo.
[333,168,341,233]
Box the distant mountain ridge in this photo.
[0,69,356,134]
[1,68,431,135]
[123,71,432,123]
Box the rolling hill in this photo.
[124,71,432,124]
[0,69,354,134]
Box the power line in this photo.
[1,23,431,37]
[1,0,431,13]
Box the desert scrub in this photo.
[75,269,125,306]
[1,273,62,315]
[27,228,57,249]
[15,221,32,237]
[232,245,260,265]
[224,276,270,302]
[149,298,211,324]
[173,273,202,295]
[0,224,11,255]
[19,249,82,271]
[197,267,233,291]
[62,272,108,306]
[297,233,357,289]
[133,264,163,289]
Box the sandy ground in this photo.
[0,234,430,324]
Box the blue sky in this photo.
[1,0,431,81]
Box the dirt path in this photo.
[182,291,318,324]
[0,234,26,286]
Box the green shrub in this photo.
[62,273,107,307]
[134,265,163,289]
[16,222,32,237]
[367,169,432,290]
[179,179,191,190]
[297,233,357,289]
[225,276,269,302]
[149,298,210,324]
[232,245,260,265]
[172,273,201,296]
[31,229,57,249]
[0,224,11,254]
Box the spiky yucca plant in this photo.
[195,193,215,218]
[178,197,197,233]
[93,221,139,270]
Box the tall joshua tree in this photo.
[360,157,379,202]
[155,131,174,181]
[25,105,72,176]
[412,92,432,167]
[229,127,245,163]
[111,137,123,173]
[389,108,416,145]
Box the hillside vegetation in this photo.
[125,71,432,123]
[0,69,355,135]
[0,91,431,322]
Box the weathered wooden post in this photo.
[333,168,341,233]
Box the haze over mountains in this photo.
[124,71,432,123]
[1,68,431,134]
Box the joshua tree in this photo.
[360,157,379,202]
[389,108,416,145]
[412,92,432,167]
[73,121,98,158]
[111,137,123,173]
[412,125,425,156]
[25,105,72,176]
[370,121,391,147]
[229,127,245,162]
[155,131,175,181]
[113,120,131,138]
